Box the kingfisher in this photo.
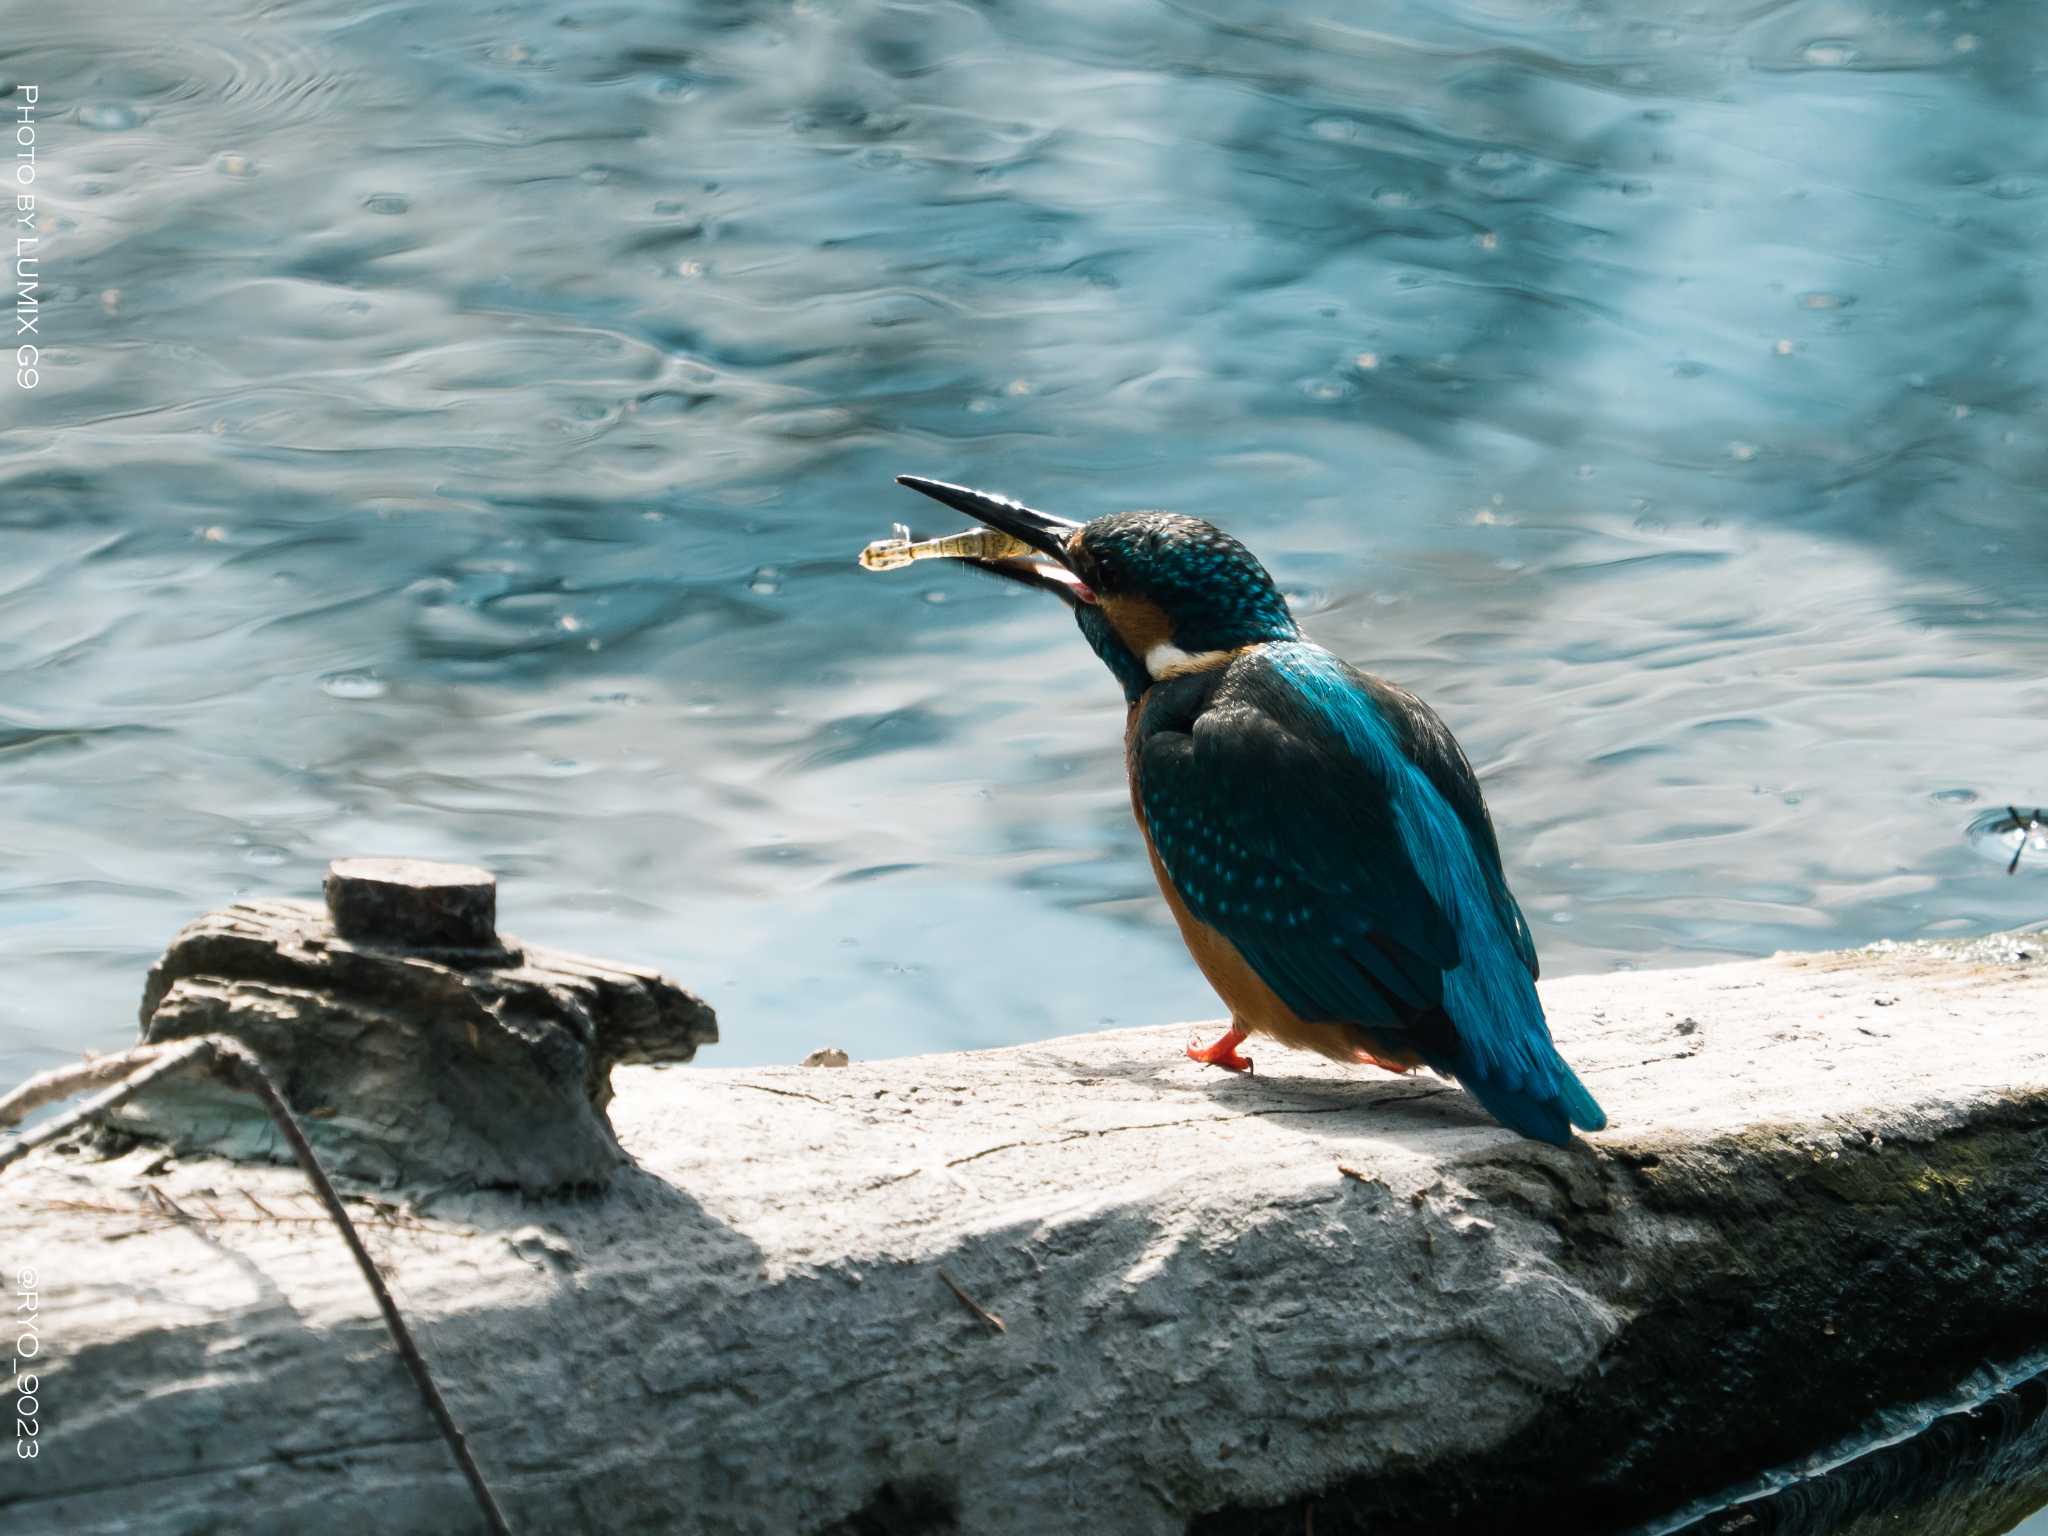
[884,474,1606,1147]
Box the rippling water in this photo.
[3,0,2046,1101]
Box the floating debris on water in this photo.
[320,671,389,701]
[1965,806,2047,875]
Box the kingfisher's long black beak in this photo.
[894,476,1080,561]
[895,475,1094,605]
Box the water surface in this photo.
[3,0,2045,1093]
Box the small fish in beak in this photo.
[857,523,1038,571]
[856,476,1097,604]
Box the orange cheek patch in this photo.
[1098,595,1172,659]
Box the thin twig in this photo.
[0,1039,218,1168]
[0,1036,512,1536]
[731,1081,830,1106]
[206,1043,514,1536]
[2008,806,2040,876]
[937,1267,1006,1334]
[0,1042,199,1130]
[41,1195,447,1234]
[145,1182,195,1222]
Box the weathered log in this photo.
[3,932,2045,1535]
[108,861,717,1193]
[0,1035,512,1535]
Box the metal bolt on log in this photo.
[324,856,503,952]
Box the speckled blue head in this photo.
[892,478,1298,704]
[1069,511,1300,661]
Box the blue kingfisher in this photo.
[884,475,1606,1147]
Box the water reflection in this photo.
[1,0,2044,1097]
[1656,1364,2048,1536]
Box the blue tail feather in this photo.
[1557,1063,1607,1133]
[1446,1051,1606,1148]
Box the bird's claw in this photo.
[1186,1029,1254,1074]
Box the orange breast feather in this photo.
[1125,710,1420,1073]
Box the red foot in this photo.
[1187,1027,1254,1074]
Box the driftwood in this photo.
[0,1035,510,1536]
[3,931,2045,1534]
[112,858,717,1192]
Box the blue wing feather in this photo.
[1352,670,1541,984]
[1135,641,1604,1144]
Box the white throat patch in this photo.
[1145,642,1234,680]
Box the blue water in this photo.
[2,0,2045,1097]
